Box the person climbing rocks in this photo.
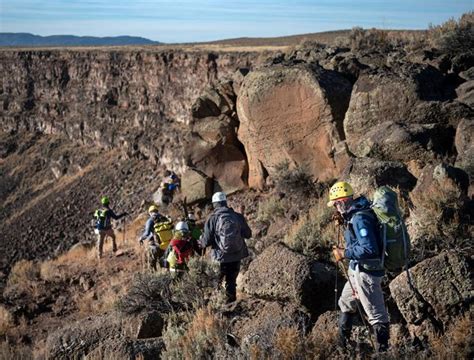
[165,221,195,274]
[94,196,128,260]
[186,213,204,255]
[158,170,180,206]
[199,192,252,303]
[329,181,390,353]
[138,205,172,271]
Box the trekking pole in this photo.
[123,218,127,246]
[335,227,376,351]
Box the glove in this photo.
[332,246,345,262]
[332,212,344,226]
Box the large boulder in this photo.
[389,252,472,339]
[237,63,352,189]
[180,168,213,204]
[241,242,335,316]
[229,298,311,343]
[455,118,474,179]
[456,80,474,107]
[122,310,164,339]
[409,163,469,244]
[86,338,164,360]
[343,64,465,162]
[186,80,248,193]
[45,313,122,359]
[340,157,417,196]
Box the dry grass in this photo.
[284,195,335,260]
[0,342,33,360]
[273,326,302,359]
[0,306,13,336]
[274,161,316,195]
[429,313,473,358]
[7,260,39,287]
[162,307,228,360]
[256,195,286,224]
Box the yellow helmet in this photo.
[148,205,159,213]
[328,181,354,206]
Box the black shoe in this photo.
[373,323,390,353]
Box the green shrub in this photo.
[274,161,315,194]
[429,11,474,56]
[284,199,335,260]
[257,196,286,223]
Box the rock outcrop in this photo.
[409,163,469,243]
[241,242,335,316]
[185,79,248,193]
[237,63,352,189]
[180,168,213,204]
[343,64,466,162]
[455,118,474,180]
[340,157,417,195]
[389,252,472,339]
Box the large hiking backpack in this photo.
[371,186,411,272]
[216,210,244,255]
[94,209,107,230]
[154,219,173,250]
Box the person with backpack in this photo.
[158,170,180,206]
[199,192,252,303]
[165,221,195,274]
[138,205,173,271]
[186,213,204,255]
[329,182,390,352]
[94,196,128,260]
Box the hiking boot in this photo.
[373,322,390,352]
[338,312,354,349]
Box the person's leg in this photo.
[222,261,240,303]
[353,266,390,351]
[97,231,105,259]
[108,229,117,252]
[149,245,158,271]
[338,272,358,347]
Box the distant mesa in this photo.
[0,33,160,47]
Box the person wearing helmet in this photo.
[157,170,180,206]
[199,192,252,303]
[329,182,390,352]
[138,205,170,271]
[186,213,204,255]
[94,196,128,259]
[165,221,195,274]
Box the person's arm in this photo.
[199,215,215,248]
[344,213,381,260]
[108,209,128,220]
[139,219,154,242]
[237,212,252,239]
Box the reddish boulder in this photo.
[237,63,352,189]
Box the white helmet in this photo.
[212,192,227,203]
[175,221,189,232]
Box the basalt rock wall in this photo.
[0,49,265,168]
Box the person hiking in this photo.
[94,196,128,260]
[199,192,252,303]
[329,181,390,352]
[165,221,195,274]
[138,205,172,271]
[158,170,180,206]
[186,213,204,255]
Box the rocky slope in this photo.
[0,18,473,359]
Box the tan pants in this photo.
[338,265,389,326]
[97,228,117,258]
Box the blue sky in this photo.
[0,0,472,43]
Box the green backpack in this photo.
[371,186,410,272]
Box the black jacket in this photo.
[200,206,252,263]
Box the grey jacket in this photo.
[200,206,251,263]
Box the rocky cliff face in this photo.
[0,49,266,169]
